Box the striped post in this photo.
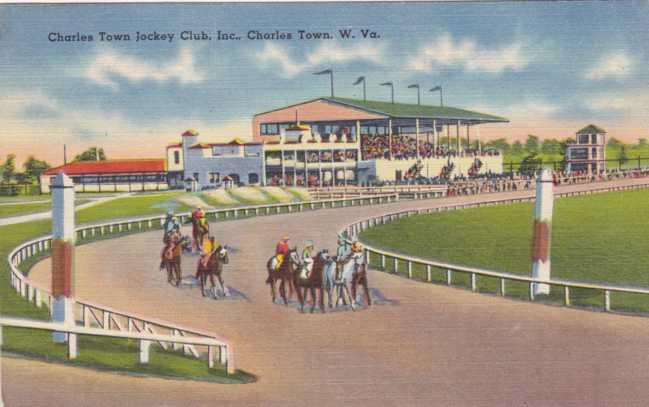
[531,169,554,296]
[51,173,76,343]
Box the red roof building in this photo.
[41,159,167,193]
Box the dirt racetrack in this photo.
[5,178,649,407]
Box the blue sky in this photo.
[1,2,648,165]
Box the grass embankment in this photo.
[360,189,649,312]
[0,196,253,383]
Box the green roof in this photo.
[324,97,508,123]
[576,124,606,134]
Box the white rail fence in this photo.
[5,194,398,372]
[341,182,649,313]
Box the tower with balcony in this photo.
[565,125,607,174]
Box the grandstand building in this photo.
[253,97,508,184]
[565,125,607,174]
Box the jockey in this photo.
[275,236,290,270]
[160,230,180,269]
[162,210,177,241]
[336,235,350,261]
[199,235,219,268]
[301,240,315,278]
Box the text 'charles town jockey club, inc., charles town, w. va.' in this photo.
[47,29,381,43]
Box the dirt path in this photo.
[5,178,649,406]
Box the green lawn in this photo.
[0,202,51,218]
[76,192,190,224]
[360,189,649,311]
[0,195,252,382]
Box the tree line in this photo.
[1,147,107,184]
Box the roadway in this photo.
[4,177,649,406]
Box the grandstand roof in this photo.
[576,124,606,134]
[323,97,508,123]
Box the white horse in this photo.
[337,252,371,310]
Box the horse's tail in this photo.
[265,257,274,284]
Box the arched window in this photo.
[248,173,259,184]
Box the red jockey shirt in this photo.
[276,241,289,255]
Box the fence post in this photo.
[407,261,412,279]
[381,254,386,269]
[499,278,506,296]
[139,340,151,364]
[426,265,432,282]
[83,305,90,327]
[564,286,570,306]
[529,282,535,301]
[446,269,452,285]
[604,290,611,312]
[208,345,215,369]
[393,258,398,274]
[68,333,78,359]
[471,273,477,292]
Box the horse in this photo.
[196,245,230,298]
[338,252,372,310]
[293,250,331,313]
[161,233,184,286]
[191,217,209,253]
[266,248,300,305]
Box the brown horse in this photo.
[161,234,183,286]
[191,217,209,253]
[196,245,230,298]
[266,248,299,305]
[338,253,372,310]
[294,251,329,313]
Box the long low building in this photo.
[40,159,167,193]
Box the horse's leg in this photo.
[343,281,356,311]
[209,273,217,298]
[310,287,317,313]
[279,278,288,306]
[269,273,277,303]
[217,272,229,296]
[318,286,325,313]
[362,275,372,307]
[351,274,359,305]
[199,270,206,297]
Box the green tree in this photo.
[1,154,16,182]
[541,139,560,155]
[74,147,106,162]
[638,138,648,148]
[619,145,629,166]
[519,153,543,176]
[485,138,510,155]
[511,140,524,155]
[23,156,51,184]
[607,137,623,149]
[524,135,540,154]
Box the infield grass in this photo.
[0,197,253,383]
[361,189,649,312]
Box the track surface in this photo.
[5,178,649,407]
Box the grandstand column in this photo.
[446,124,450,150]
[262,151,267,186]
[456,120,461,154]
[432,120,437,152]
[466,124,470,149]
[388,118,393,160]
[531,169,554,295]
[477,126,482,154]
[281,151,286,186]
[355,120,362,162]
[415,118,420,160]
[51,173,76,343]
[294,149,298,186]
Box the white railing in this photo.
[341,181,649,313]
[0,316,230,370]
[6,193,398,373]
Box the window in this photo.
[173,151,180,164]
[248,173,259,184]
[193,172,199,182]
[209,172,220,184]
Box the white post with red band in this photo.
[531,169,554,295]
[51,173,76,343]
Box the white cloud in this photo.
[256,42,385,78]
[0,88,250,166]
[85,47,205,89]
[584,52,633,80]
[471,99,559,121]
[406,33,529,74]
[584,91,649,112]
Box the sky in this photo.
[1,2,648,166]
